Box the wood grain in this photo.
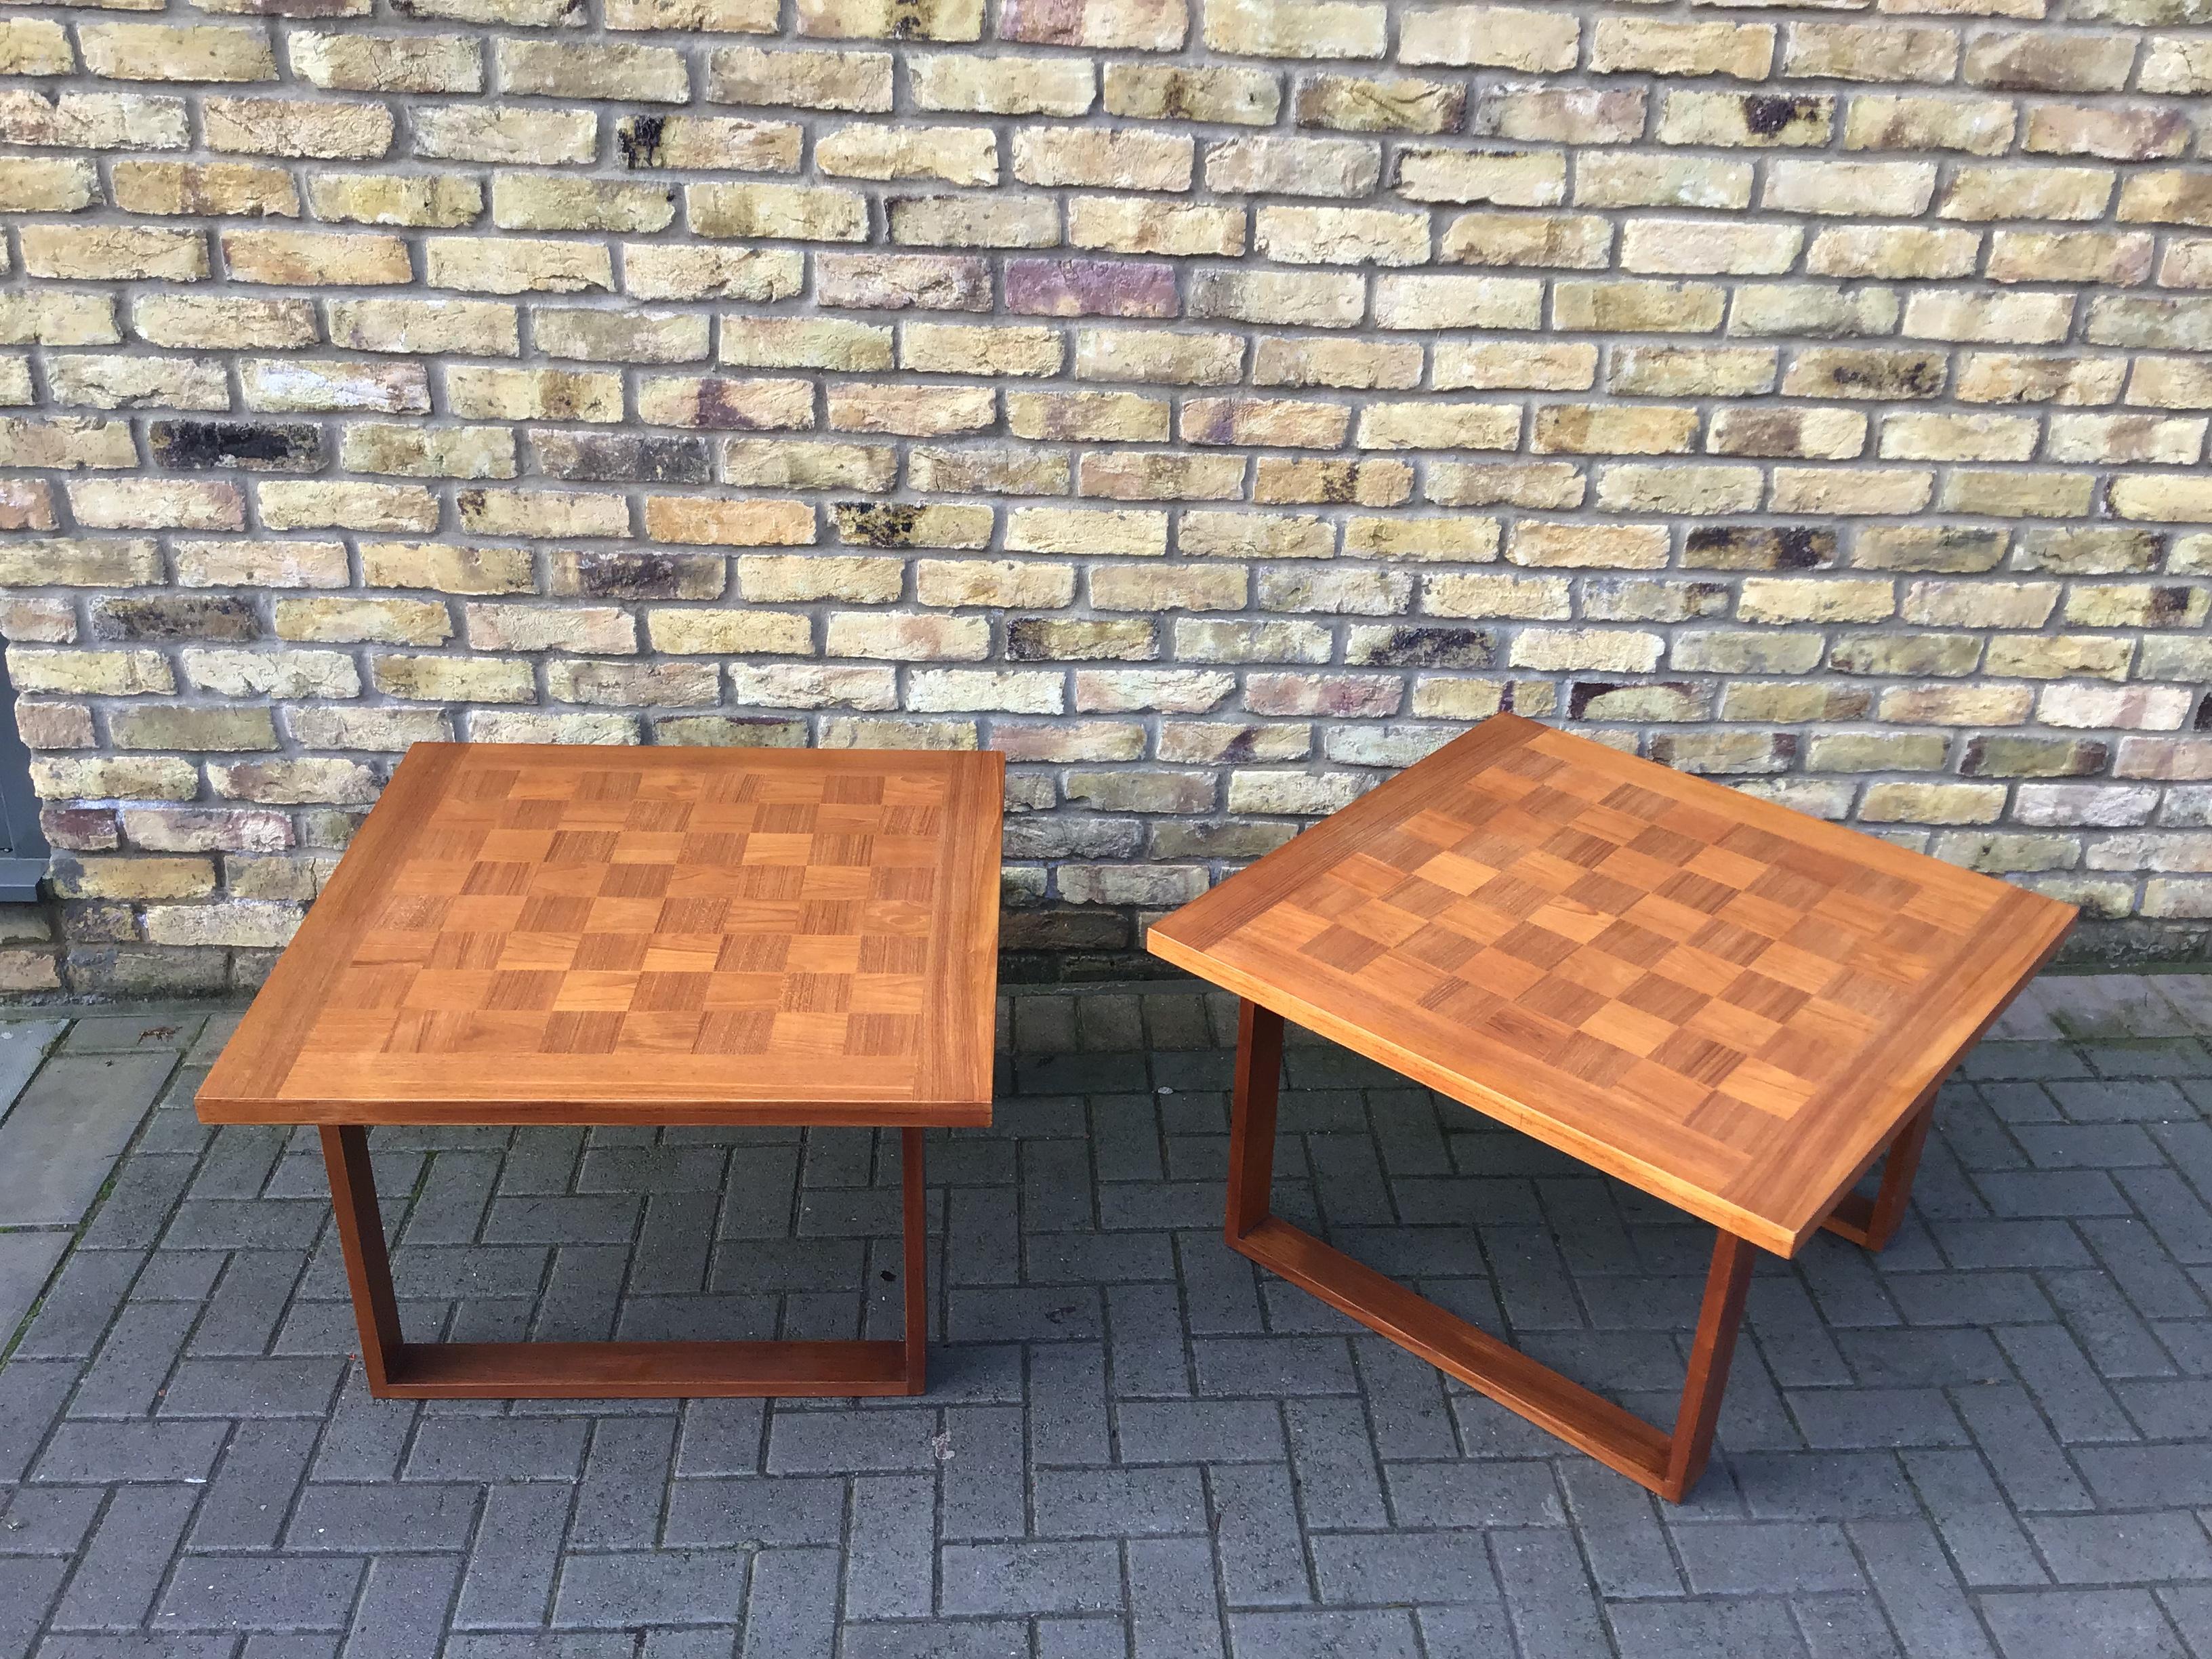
[1153,713,2074,1256]
[200,743,1006,1127]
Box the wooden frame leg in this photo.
[319,1123,932,1401]
[1226,998,1285,1245]
[900,1127,928,1396]
[321,1126,402,1393]
[1220,1000,1757,1503]
[1820,1088,1936,1252]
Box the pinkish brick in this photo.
[1006,258,1179,319]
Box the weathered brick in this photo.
[1103,64,1278,125]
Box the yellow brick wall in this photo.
[2,0,2210,990]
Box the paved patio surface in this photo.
[1,975,2211,1658]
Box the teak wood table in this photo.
[199,743,1004,1400]
[1150,713,2074,1500]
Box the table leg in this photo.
[901,1127,927,1395]
[1226,1000,1285,1244]
[1665,1230,1755,1499]
[321,1126,401,1392]
[1820,1088,1936,1252]
[1218,999,1759,1502]
[318,1123,931,1400]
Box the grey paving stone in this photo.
[161,1357,347,1420]
[1128,1535,1223,1659]
[447,1636,634,1659]
[2075,1446,2212,1509]
[740,1547,836,1659]
[10,1250,144,1361]
[662,1477,842,1549]
[940,1541,1122,1616]
[842,1475,934,1623]
[33,1421,227,1486]
[1955,1385,2094,1513]
[37,1634,241,1658]
[2024,1511,2212,1584]
[1980,1588,2188,1659]
[1282,1398,1385,1531]
[1851,1517,1997,1659]
[1671,1520,1865,1595]
[403,1418,590,1485]
[342,1554,462,1659]
[1788,1387,1971,1450]
[1115,1399,1284,1465]
[1902,1449,2046,1590]
[60,1017,203,1057]
[1227,1609,1420,1659]
[569,1417,676,1551]
[0,1019,67,1112]
[452,1484,570,1630]
[154,1555,365,1632]
[549,1550,747,1628]
[0,1232,68,1353]
[48,1484,199,1632]
[1311,1528,1496,1607]
[0,1054,173,1227]
[1212,1462,1309,1607]
[765,1408,937,1475]
[1561,1462,1681,1598]
[1382,1460,1565,1528]
[1793,1592,1903,1659]
[285,1484,478,1555]
[1610,1598,1811,1659]
[0,1486,104,1559]
[841,1620,1027,1659]
[1492,1528,1608,1659]
[939,1405,1024,1541]
[189,1420,319,1553]
[0,1557,67,1657]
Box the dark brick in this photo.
[87,595,260,642]
[531,430,712,484]
[150,419,323,472]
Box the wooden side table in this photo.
[199,743,1004,1399]
[1151,714,2073,1500]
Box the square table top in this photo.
[199,743,1004,1128]
[1149,714,2075,1256]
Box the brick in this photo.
[1014,129,1192,197]
[618,114,802,171]
[203,96,392,159]
[817,124,997,186]
[1592,18,1774,80]
[414,104,596,163]
[1657,90,1834,148]
[1296,73,1465,135]
[1844,93,2016,156]
[1104,64,1279,125]
[1203,0,1385,60]
[303,173,478,227]
[289,30,483,94]
[79,24,278,84]
[498,39,687,102]
[708,45,890,110]
[1206,135,1379,199]
[796,0,981,40]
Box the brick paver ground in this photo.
[2,973,2211,1658]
